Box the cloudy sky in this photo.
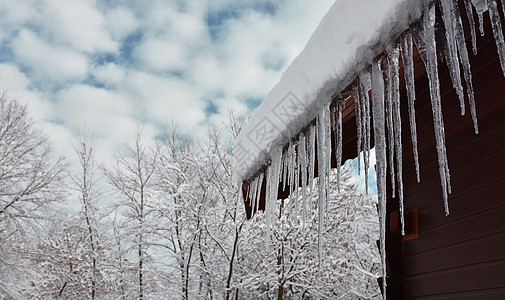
[0,0,336,166]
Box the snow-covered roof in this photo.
[233,0,426,182]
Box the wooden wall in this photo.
[395,3,505,298]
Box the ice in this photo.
[472,0,488,36]
[418,3,451,215]
[269,149,283,227]
[308,124,316,202]
[440,0,466,116]
[371,57,387,300]
[388,44,405,235]
[282,149,288,192]
[359,68,372,194]
[316,108,327,272]
[255,172,264,214]
[250,177,258,214]
[353,84,362,176]
[265,164,272,230]
[384,56,396,198]
[401,33,421,183]
[298,133,308,226]
[288,141,295,197]
[294,141,300,216]
[324,103,332,210]
[335,101,343,193]
[464,0,478,54]
[453,0,480,134]
[487,0,505,77]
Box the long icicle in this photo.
[487,0,505,77]
[440,0,466,116]
[308,124,316,209]
[299,133,308,228]
[384,56,396,198]
[269,148,283,228]
[372,57,387,300]
[353,83,363,176]
[388,43,405,235]
[452,0,479,134]
[255,172,264,214]
[472,0,488,36]
[265,164,272,231]
[294,140,300,217]
[401,33,421,183]
[464,0,478,55]
[250,176,258,215]
[416,2,451,215]
[324,103,332,212]
[335,100,343,193]
[359,68,372,194]
[316,108,327,274]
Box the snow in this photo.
[233,0,426,183]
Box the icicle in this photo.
[416,3,451,215]
[250,177,258,214]
[298,133,308,227]
[452,0,480,134]
[401,33,421,183]
[308,124,316,206]
[316,106,329,272]
[487,0,505,77]
[287,141,297,216]
[247,180,253,208]
[335,101,343,193]
[265,165,272,230]
[371,57,387,300]
[359,68,372,194]
[384,56,396,198]
[268,149,282,229]
[353,84,363,176]
[255,172,264,214]
[472,0,488,36]
[440,0,466,116]
[294,141,300,217]
[288,141,295,197]
[324,103,332,210]
[464,0,478,54]
[281,150,287,192]
[388,44,405,235]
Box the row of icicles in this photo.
[243,0,505,298]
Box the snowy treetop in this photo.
[233,0,426,183]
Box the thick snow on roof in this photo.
[233,0,426,182]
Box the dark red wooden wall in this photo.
[393,4,505,298]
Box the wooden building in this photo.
[234,0,505,298]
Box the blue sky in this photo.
[0,0,335,166]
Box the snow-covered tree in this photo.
[238,166,381,299]
[103,131,159,300]
[0,93,66,298]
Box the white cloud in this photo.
[124,71,206,129]
[0,63,30,91]
[91,63,126,87]
[13,29,89,84]
[0,0,337,173]
[41,0,117,53]
[105,7,139,40]
[133,37,188,72]
[0,63,54,123]
[56,84,133,133]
